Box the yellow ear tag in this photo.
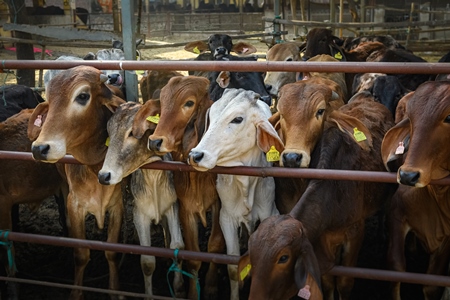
[193,46,201,54]
[334,52,343,60]
[266,146,280,162]
[146,114,160,124]
[240,264,251,281]
[105,137,110,147]
[353,127,367,142]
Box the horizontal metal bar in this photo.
[2,150,450,185]
[4,231,450,287]
[2,60,450,74]
[0,276,186,300]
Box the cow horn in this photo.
[331,91,340,100]
[100,74,109,83]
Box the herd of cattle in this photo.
[1,28,450,300]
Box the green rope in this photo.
[166,248,200,300]
[0,230,17,274]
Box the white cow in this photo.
[187,88,284,300]
[98,101,185,298]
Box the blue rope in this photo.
[0,230,17,274]
[166,248,200,300]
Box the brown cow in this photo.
[301,54,349,102]
[268,76,344,214]
[264,41,305,98]
[381,81,450,300]
[139,70,184,102]
[0,109,66,299]
[239,80,395,299]
[28,66,125,300]
[97,100,185,298]
[147,76,225,300]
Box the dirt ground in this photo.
[1,35,448,299]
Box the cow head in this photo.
[187,88,283,171]
[303,28,344,61]
[264,42,305,98]
[238,214,322,300]
[148,76,211,156]
[98,100,162,185]
[276,79,340,168]
[29,66,124,165]
[184,34,257,59]
[382,81,450,187]
[209,55,272,105]
[96,48,125,88]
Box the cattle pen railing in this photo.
[2,59,450,298]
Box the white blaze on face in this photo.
[190,88,272,170]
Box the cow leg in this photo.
[105,193,124,300]
[423,237,450,300]
[220,208,240,300]
[204,201,225,300]
[133,207,155,297]
[179,203,202,300]
[336,221,365,300]
[164,202,186,298]
[386,208,409,300]
[0,200,18,300]
[321,273,336,300]
[67,193,89,300]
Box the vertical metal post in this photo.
[121,1,139,102]
[329,0,335,35]
[272,0,282,44]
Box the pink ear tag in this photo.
[34,115,42,127]
[298,285,311,299]
[395,142,405,155]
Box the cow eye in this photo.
[445,115,450,123]
[278,255,289,264]
[184,100,195,107]
[231,117,243,124]
[75,93,90,105]
[236,73,244,80]
[316,109,325,117]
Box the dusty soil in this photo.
[1,35,447,299]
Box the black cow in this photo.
[208,55,272,105]
[0,85,45,122]
[370,75,409,118]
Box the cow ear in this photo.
[184,41,209,54]
[28,102,49,141]
[268,111,281,131]
[381,118,410,172]
[216,71,230,88]
[232,41,257,55]
[294,236,323,300]
[238,252,252,288]
[103,95,125,114]
[132,100,160,139]
[256,120,284,154]
[328,110,373,151]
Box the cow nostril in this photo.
[98,172,111,185]
[282,152,303,168]
[190,151,204,163]
[31,144,50,160]
[148,138,162,152]
[398,169,421,186]
[265,84,272,91]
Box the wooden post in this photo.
[339,0,343,37]
[406,2,414,47]
[112,0,121,32]
[329,0,335,35]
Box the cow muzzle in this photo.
[31,144,50,161]
[148,138,163,152]
[281,150,310,168]
[98,171,112,185]
[398,168,421,187]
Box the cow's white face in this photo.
[96,48,125,86]
[188,88,274,170]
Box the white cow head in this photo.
[187,88,284,171]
